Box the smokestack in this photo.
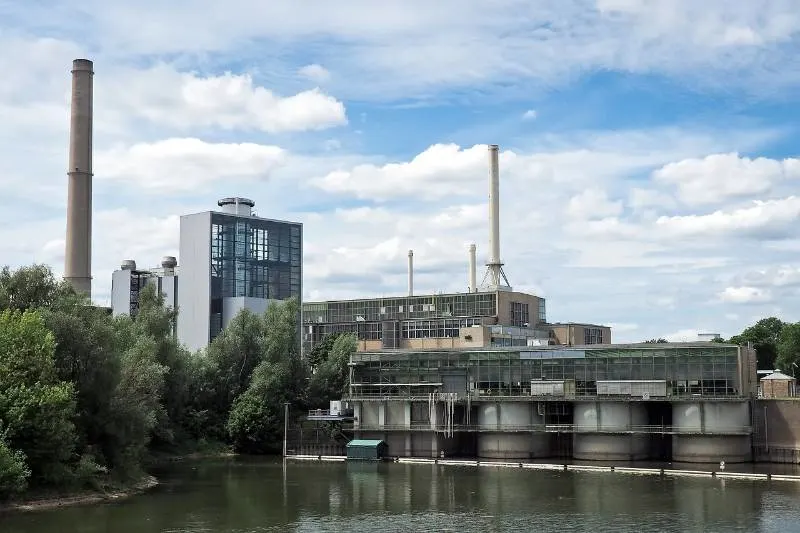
[488,145,500,267]
[64,59,94,298]
[468,243,477,293]
[482,144,511,291]
[408,249,414,296]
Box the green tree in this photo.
[776,322,800,375]
[0,435,30,499]
[132,284,194,446]
[729,317,786,370]
[105,333,168,475]
[0,264,78,312]
[226,298,308,454]
[644,338,668,343]
[307,333,356,408]
[307,332,343,370]
[0,310,77,485]
[198,309,269,440]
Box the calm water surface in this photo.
[3,457,800,532]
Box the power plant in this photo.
[64,59,94,298]
[60,56,777,465]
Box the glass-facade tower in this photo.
[209,213,302,340]
[177,197,303,351]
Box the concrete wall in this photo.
[753,399,800,463]
[496,291,545,327]
[110,269,133,317]
[221,296,272,328]
[550,324,612,346]
[177,212,211,352]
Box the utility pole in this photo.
[283,402,290,458]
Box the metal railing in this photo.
[352,423,752,435]
[307,409,355,418]
[346,393,750,401]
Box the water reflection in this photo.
[2,458,800,533]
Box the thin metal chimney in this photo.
[408,249,414,296]
[64,58,94,298]
[481,144,511,291]
[468,243,477,293]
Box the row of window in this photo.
[304,293,497,324]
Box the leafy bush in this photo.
[0,437,30,499]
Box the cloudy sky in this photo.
[2,0,799,342]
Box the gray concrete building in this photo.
[178,197,302,351]
[111,197,302,352]
[111,257,178,320]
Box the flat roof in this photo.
[548,322,610,328]
[181,210,302,226]
[303,289,540,306]
[357,341,740,355]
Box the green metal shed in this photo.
[346,439,388,461]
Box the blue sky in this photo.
[2,0,800,342]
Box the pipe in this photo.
[488,144,500,266]
[468,243,477,293]
[408,249,414,296]
[64,58,94,298]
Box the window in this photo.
[509,302,529,327]
[584,327,604,344]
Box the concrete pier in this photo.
[476,402,549,459]
[573,402,648,461]
[672,401,751,463]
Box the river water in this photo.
[3,457,800,532]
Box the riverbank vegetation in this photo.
[0,264,354,501]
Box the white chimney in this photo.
[408,249,414,296]
[468,243,477,293]
[482,144,511,291]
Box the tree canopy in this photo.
[0,264,355,500]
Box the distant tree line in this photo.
[0,265,354,500]
[645,317,800,372]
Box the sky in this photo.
[2,0,800,343]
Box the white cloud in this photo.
[566,188,623,220]
[101,66,347,133]
[2,0,795,101]
[96,138,286,192]
[718,286,772,304]
[654,153,800,206]
[312,143,487,201]
[654,196,800,239]
[298,64,331,83]
[522,109,537,120]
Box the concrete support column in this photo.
[353,403,361,429]
[378,402,386,428]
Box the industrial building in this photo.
[302,291,610,353]
[111,256,178,319]
[302,145,609,353]
[111,197,302,351]
[343,342,758,463]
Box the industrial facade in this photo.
[302,290,610,353]
[111,197,302,351]
[111,257,178,320]
[344,342,758,463]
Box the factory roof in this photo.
[357,341,741,355]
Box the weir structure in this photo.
[342,342,758,463]
[64,58,94,298]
